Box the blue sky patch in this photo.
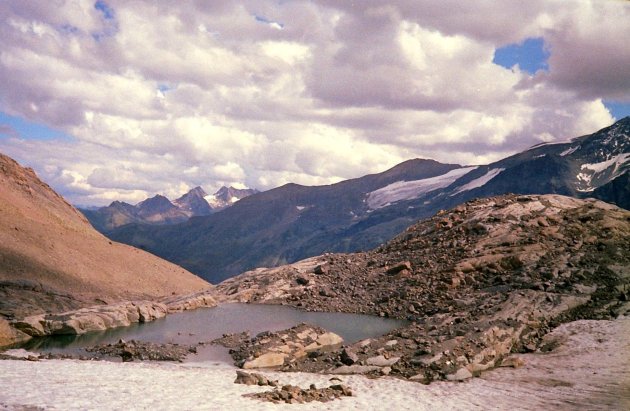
[59,24,80,35]
[157,84,172,93]
[254,15,284,29]
[603,101,630,120]
[95,1,115,20]
[493,37,550,75]
[0,112,74,141]
[92,0,118,41]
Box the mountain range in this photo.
[82,185,258,232]
[101,117,629,283]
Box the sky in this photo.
[1,0,629,206]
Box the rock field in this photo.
[212,194,630,382]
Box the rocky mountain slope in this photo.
[0,152,210,345]
[108,118,629,283]
[82,185,258,232]
[211,194,630,382]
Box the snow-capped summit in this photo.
[82,184,259,231]
[204,186,259,211]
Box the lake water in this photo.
[20,303,407,362]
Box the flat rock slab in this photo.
[243,353,287,369]
[213,323,343,370]
[162,290,217,313]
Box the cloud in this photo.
[0,124,19,139]
[0,0,626,206]
[542,1,630,101]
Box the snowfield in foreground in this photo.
[1,317,629,411]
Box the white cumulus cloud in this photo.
[0,0,627,205]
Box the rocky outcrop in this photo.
[234,370,278,386]
[86,339,196,362]
[244,383,352,404]
[162,289,217,312]
[12,301,168,337]
[211,194,630,382]
[0,318,30,348]
[213,323,343,370]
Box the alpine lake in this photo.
[19,303,408,363]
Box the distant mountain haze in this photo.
[81,186,258,232]
[106,117,630,284]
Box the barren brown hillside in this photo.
[0,152,209,322]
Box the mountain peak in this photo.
[138,194,171,204]
[137,194,177,215]
[204,185,258,210]
[188,186,208,197]
[174,186,209,204]
[173,186,212,216]
[215,186,230,195]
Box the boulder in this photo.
[12,314,47,337]
[296,276,310,285]
[500,356,525,368]
[315,332,344,348]
[0,318,31,347]
[242,353,287,369]
[313,264,329,275]
[234,370,277,386]
[446,367,473,381]
[386,261,412,275]
[234,370,258,385]
[340,347,359,365]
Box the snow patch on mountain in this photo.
[451,168,505,196]
[576,173,593,192]
[204,194,222,208]
[560,146,579,157]
[205,195,240,207]
[576,152,629,192]
[580,153,629,174]
[204,186,258,210]
[366,167,477,210]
